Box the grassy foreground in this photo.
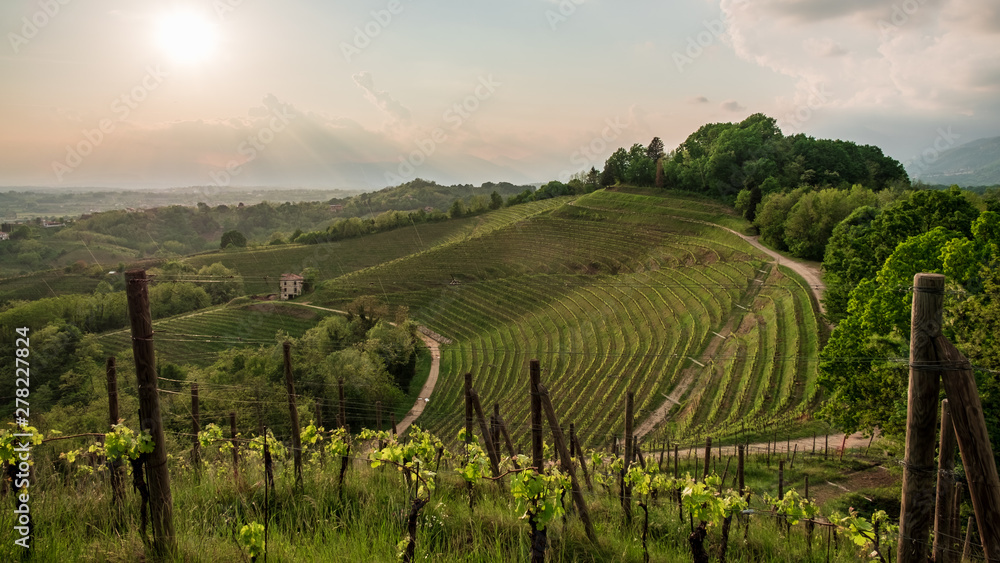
[0,434,902,562]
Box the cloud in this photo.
[720,0,1000,116]
[352,71,411,123]
[690,96,710,104]
[721,100,745,111]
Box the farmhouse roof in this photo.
[281,273,304,281]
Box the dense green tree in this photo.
[196,262,245,304]
[448,199,466,218]
[489,191,503,210]
[822,186,980,320]
[220,229,247,249]
[646,137,665,161]
[818,212,1000,446]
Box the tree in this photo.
[822,186,980,321]
[818,213,1000,442]
[603,148,629,185]
[448,199,466,218]
[489,191,503,210]
[585,167,600,187]
[220,230,247,249]
[646,137,665,161]
[654,159,665,188]
[196,262,245,304]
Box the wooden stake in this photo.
[125,269,175,555]
[962,516,974,563]
[935,335,1000,562]
[191,383,200,469]
[571,428,592,492]
[230,412,239,481]
[390,413,397,436]
[497,415,520,470]
[106,356,124,516]
[778,459,784,500]
[703,437,712,482]
[934,399,958,563]
[469,389,502,479]
[737,444,744,496]
[338,377,346,429]
[530,360,543,471]
[282,341,303,486]
[898,273,945,563]
[624,391,634,522]
[536,383,597,544]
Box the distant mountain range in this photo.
[909,136,1000,187]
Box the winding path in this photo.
[288,302,441,435]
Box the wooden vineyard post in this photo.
[703,437,712,482]
[569,423,576,457]
[282,341,303,487]
[571,427,592,492]
[530,361,543,471]
[493,404,502,458]
[469,389,502,480]
[338,378,346,429]
[623,391,634,523]
[962,517,975,563]
[537,383,597,544]
[898,273,945,563]
[813,433,816,455]
[125,269,175,555]
[497,415,520,470]
[465,373,473,455]
[933,399,957,563]
[391,413,397,436]
[674,444,679,479]
[106,356,124,514]
[737,444,744,495]
[230,412,239,481]
[952,482,964,559]
[778,460,784,500]
[791,444,797,469]
[191,383,200,470]
[935,335,1000,562]
[528,360,546,563]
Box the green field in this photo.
[96,302,336,366]
[182,197,569,294]
[310,189,825,447]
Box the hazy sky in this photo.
[2,0,998,190]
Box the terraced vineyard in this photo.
[312,189,825,448]
[183,197,568,294]
[97,302,334,366]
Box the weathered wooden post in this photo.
[230,412,239,481]
[703,437,712,482]
[623,391,634,522]
[936,335,1000,562]
[282,341,303,486]
[737,444,745,496]
[191,383,200,469]
[106,356,124,511]
[125,269,175,555]
[898,273,945,563]
[537,383,597,544]
[934,399,957,563]
[530,360,543,471]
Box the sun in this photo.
[155,9,218,64]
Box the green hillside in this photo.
[96,302,335,366]
[311,188,825,446]
[911,135,1000,187]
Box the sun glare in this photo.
[156,9,218,64]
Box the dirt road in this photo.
[289,302,441,435]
